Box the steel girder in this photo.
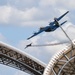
[0,45,45,75]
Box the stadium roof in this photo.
[0,41,46,75]
[43,40,75,75]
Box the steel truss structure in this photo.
[0,42,46,75]
[43,40,75,75]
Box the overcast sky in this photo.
[0,0,75,75]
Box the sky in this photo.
[0,0,75,75]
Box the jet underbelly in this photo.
[45,28,52,32]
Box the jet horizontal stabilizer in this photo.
[60,20,67,25]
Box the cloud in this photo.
[0,5,48,26]
[0,6,11,23]
[0,0,72,26]
[39,0,57,7]
[7,0,39,10]
[39,0,75,10]
[57,0,75,10]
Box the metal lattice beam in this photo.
[0,43,46,75]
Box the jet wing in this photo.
[27,11,69,40]
[49,11,69,25]
[27,26,50,40]
[27,32,40,40]
[57,11,69,21]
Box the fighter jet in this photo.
[27,11,69,40]
[25,43,32,49]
